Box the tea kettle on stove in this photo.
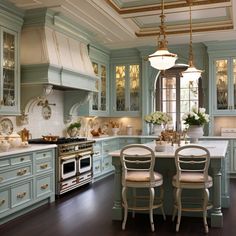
[19,128,31,142]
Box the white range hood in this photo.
[20,26,98,92]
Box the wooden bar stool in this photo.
[172,145,213,233]
[120,144,166,232]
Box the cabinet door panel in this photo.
[0,189,9,213]
[36,175,53,198]
[0,27,20,115]
[215,59,229,110]
[113,64,140,116]
[93,159,102,177]
[11,181,32,208]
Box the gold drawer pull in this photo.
[17,169,27,176]
[40,163,48,169]
[0,176,4,182]
[0,199,5,205]
[20,157,25,161]
[17,192,26,199]
[41,184,49,190]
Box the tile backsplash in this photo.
[0,90,142,138]
[213,116,236,135]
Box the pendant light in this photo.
[148,0,177,71]
[182,0,203,81]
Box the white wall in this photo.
[0,90,142,138]
[1,90,66,138]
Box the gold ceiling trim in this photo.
[106,0,231,15]
[135,25,233,37]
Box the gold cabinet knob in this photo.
[0,199,5,205]
[17,192,26,199]
[40,184,49,190]
[17,169,27,176]
[40,163,48,169]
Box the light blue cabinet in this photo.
[0,4,23,115]
[110,63,141,117]
[207,41,236,116]
[79,46,110,117]
[231,140,236,175]
[0,147,55,224]
[210,56,236,115]
[93,138,118,181]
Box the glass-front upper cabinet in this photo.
[91,62,107,113]
[112,64,140,116]
[212,57,236,114]
[79,45,109,117]
[0,27,20,115]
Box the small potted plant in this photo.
[67,121,81,137]
[182,105,210,143]
[144,111,172,135]
[109,120,120,136]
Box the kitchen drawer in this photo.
[93,153,101,161]
[93,143,102,158]
[35,150,53,161]
[10,154,32,166]
[11,180,32,208]
[103,156,113,172]
[0,164,32,184]
[93,159,102,176]
[0,189,9,213]
[35,158,53,174]
[93,142,102,151]
[36,174,53,198]
[0,159,10,168]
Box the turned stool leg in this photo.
[122,186,128,230]
[149,187,155,232]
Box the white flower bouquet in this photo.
[182,105,210,126]
[144,111,172,125]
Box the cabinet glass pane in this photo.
[2,31,15,106]
[216,59,228,110]
[129,65,139,111]
[115,66,125,111]
[233,59,236,109]
[101,65,106,111]
[92,62,99,111]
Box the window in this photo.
[155,65,202,131]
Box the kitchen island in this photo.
[109,140,229,228]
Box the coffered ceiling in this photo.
[8,0,236,49]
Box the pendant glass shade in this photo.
[182,65,203,81]
[148,0,177,71]
[149,49,177,70]
[182,0,203,81]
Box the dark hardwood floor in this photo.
[1,176,236,236]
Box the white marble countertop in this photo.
[0,144,57,157]
[90,134,236,141]
[109,140,228,159]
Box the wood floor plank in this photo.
[1,176,236,236]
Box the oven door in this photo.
[78,155,92,174]
[61,156,77,180]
